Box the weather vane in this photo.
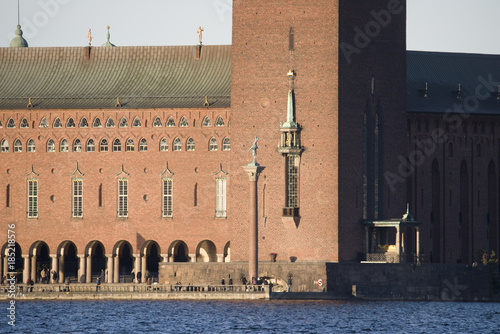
[88,28,92,46]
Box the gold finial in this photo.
[424,82,429,98]
[27,97,33,108]
[88,28,92,46]
[457,83,462,99]
[107,25,110,30]
[203,96,210,107]
[197,26,204,45]
[115,97,121,108]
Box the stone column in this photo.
[31,254,37,283]
[364,226,369,256]
[189,253,196,263]
[77,254,85,283]
[141,254,147,281]
[50,254,58,283]
[58,255,65,283]
[113,253,120,283]
[106,254,113,283]
[160,254,169,263]
[416,227,420,263]
[22,255,30,281]
[217,254,224,263]
[395,226,400,263]
[86,253,92,283]
[133,254,141,283]
[242,164,265,282]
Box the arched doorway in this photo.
[30,241,51,283]
[86,241,106,283]
[113,241,134,283]
[58,241,79,282]
[169,241,189,262]
[196,240,217,262]
[2,242,23,283]
[142,241,161,280]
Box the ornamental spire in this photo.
[282,70,298,129]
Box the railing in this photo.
[7,283,269,295]
[364,253,425,264]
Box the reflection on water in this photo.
[5,300,500,333]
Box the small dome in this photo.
[10,25,28,48]
[101,26,115,47]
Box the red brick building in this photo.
[1,0,499,284]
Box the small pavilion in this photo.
[362,205,421,263]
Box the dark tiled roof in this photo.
[407,51,500,115]
[0,45,231,109]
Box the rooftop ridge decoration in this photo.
[101,26,115,47]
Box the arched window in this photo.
[27,139,35,152]
[209,137,218,151]
[179,117,188,127]
[113,139,121,152]
[160,138,168,151]
[119,117,128,128]
[7,118,16,128]
[139,138,147,152]
[202,116,211,127]
[132,117,141,127]
[222,137,230,151]
[66,118,76,128]
[79,118,89,128]
[153,117,162,127]
[73,139,82,152]
[100,139,108,152]
[39,118,48,128]
[173,138,181,151]
[186,138,195,151]
[86,139,95,152]
[167,117,175,127]
[126,138,134,152]
[47,139,55,152]
[215,116,224,127]
[93,117,102,128]
[53,118,62,128]
[60,139,69,152]
[13,139,22,152]
[1,139,9,152]
[20,118,29,128]
[106,118,115,128]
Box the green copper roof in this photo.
[101,27,115,47]
[9,25,28,48]
[0,45,231,109]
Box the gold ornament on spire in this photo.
[88,28,92,46]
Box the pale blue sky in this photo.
[1,0,499,54]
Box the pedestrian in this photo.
[221,277,225,285]
[137,271,142,284]
[287,276,292,292]
[52,270,58,284]
[40,268,46,284]
[96,277,101,292]
[131,270,136,283]
[65,277,70,292]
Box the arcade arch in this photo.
[168,240,189,262]
[85,241,106,283]
[30,241,51,283]
[112,241,134,283]
[141,240,161,280]
[196,240,217,262]
[57,241,79,282]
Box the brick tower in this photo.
[229,0,407,262]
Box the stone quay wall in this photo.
[159,262,328,293]
[327,263,500,301]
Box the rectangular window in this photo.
[6,184,10,208]
[162,178,173,217]
[27,179,38,218]
[72,179,83,217]
[216,177,226,218]
[118,179,128,217]
[286,155,298,208]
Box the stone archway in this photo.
[196,240,217,262]
[30,241,51,283]
[58,241,79,282]
[142,241,161,280]
[2,242,23,283]
[85,241,106,283]
[113,241,134,283]
[169,240,189,262]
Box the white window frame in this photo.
[27,179,38,218]
[162,178,173,217]
[216,177,227,218]
[72,179,83,218]
[117,179,128,217]
[27,139,35,152]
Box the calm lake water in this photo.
[3,300,500,333]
